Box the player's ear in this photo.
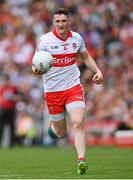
[53,15,56,26]
[53,20,56,27]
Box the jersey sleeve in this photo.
[36,36,47,52]
[78,35,86,53]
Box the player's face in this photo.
[53,14,70,37]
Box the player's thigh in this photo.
[65,84,85,122]
[49,112,67,133]
[68,107,85,124]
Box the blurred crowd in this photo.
[0,0,133,146]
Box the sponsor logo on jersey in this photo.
[52,53,77,67]
[51,46,59,49]
[61,44,68,46]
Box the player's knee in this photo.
[56,130,66,138]
[54,125,66,138]
[72,120,84,130]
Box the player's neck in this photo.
[58,32,68,40]
[53,28,72,41]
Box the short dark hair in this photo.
[54,8,69,17]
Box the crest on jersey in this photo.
[72,43,77,49]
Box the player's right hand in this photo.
[32,64,45,75]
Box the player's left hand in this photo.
[92,71,103,84]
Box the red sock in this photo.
[78,157,85,161]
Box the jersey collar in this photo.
[52,28,72,41]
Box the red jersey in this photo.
[0,84,17,109]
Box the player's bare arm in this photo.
[78,50,103,84]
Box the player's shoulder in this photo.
[40,32,53,40]
[71,31,83,40]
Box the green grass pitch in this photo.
[0,146,133,179]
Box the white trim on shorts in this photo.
[49,112,66,122]
[66,101,85,112]
[49,101,85,122]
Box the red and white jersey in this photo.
[36,29,86,92]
